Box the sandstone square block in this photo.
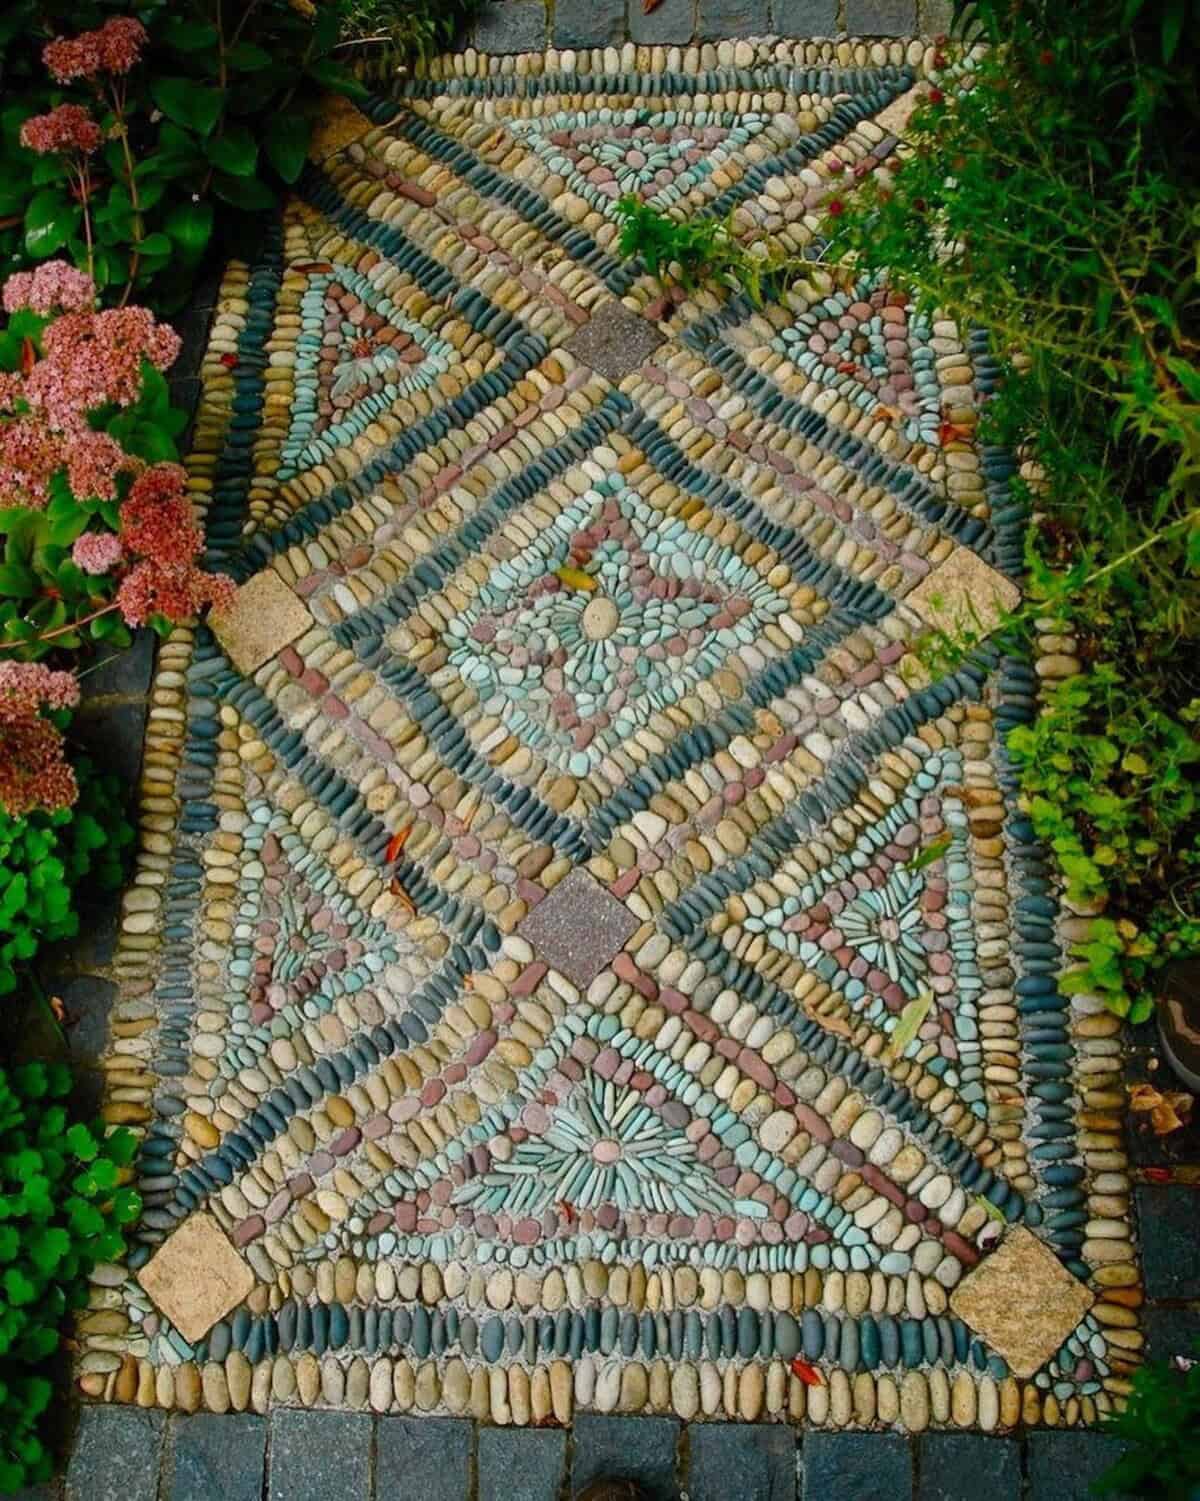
[136,1211,255,1343]
[905,547,1021,639]
[210,570,314,676]
[949,1226,1094,1378]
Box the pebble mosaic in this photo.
[79,39,1141,1436]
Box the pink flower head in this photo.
[43,18,146,82]
[3,261,95,316]
[20,104,102,156]
[116,560,236,627]
[0,415,65,509]
[0,661,80,816]
[27,306,181,428]
[119,464,202,564]
[67,429,138,501]
[0,373,23,414]
[72,530,124,575]
[98,17,147,74]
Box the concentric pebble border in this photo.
[79,37,1142,1436]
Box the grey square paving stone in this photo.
[474,0,548,52]
[697,0,770,34]
[844,0,918,32]
[1136,1184,1200,1298]
[1142,1305,1200,1362]
[573,1415,682,1501]
[65,1406,165,1501]
[554,0,627,46]
[917,1435,1020,1501]
[1026,1432,1132,1501]
[479,1426,566,1501]
[629,0,696,43]
[688,1423,796,1501]
[771,0,838,30]
[517,867,639,987]
[802,1432,912,1501]
[168,1414,266,1501]
[378,1416,473,1501]
[562,302,666,383]
[267,1409,372,1501]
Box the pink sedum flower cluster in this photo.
[3,262,95,317]
[32,306,180,426]
[43,17,147,83]
[0,661,81,815]
[72,530,123,575]
[19,103,102,156]
[115,463,235,627]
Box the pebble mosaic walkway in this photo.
[79,40,1142,1448]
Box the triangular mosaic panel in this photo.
[82,40,1138,1434]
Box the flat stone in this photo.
[698,0,770,35]
[564,301,666,382]
[772,0,838,30]
[873,82,932,139]
[377,1417,473,1501]
[473,0,547,52]
[168,1414,266,1501]
[66,1406,165,1501]
[629,0,694,41]
[572,1415,682,1501]
[1026,1433,1133,1501]
[136,1211,255,1343]
[844,0,918,32]
[905,548,1022,639]
[81,629,155,698]
[1137,1185,1200,1297]
[917,1436,1020,1501]
[949,1226,1094,1379]
[479,1426,567,1501]
[553,0,625,45]
[308,95,376,162]
[689,1423,795,1501]
[517,867,639,987]
[267,1410,372,1501]
[210,570,314,677]
[802,1433,911,1501]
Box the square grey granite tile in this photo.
[518,867,639,987]
[563,301,666,382]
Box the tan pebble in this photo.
[901,1371,930,1431]
[251,1361,271,1414]
[648,1360,670,1413]
[271,1356,296,1403]
[595,1360,621,1413]
[226,1353,251,1411]
[136,1362,156,1409]
[551,1361,572,1424]
[175,1364,201,1413]
[415,1361,439,1412]
[509,1365,531,1426]
[952,1370,976,1426]
[738,1363,765,1421]
[575,1358,596,1410]
[620,1363,648,1413]
[829,1370,853,1426]
[766,1360,787,1416]
[700,1361,722,1416]
[853,1373,876,1424]
[370,1359,393,1414]
[489,1367,510,1425]
[115,1356,139,1405]
[296,1353,320,1406]
[531,1366,552,1424]
[443,1359,470,1414]
[877,1375,900,1425]
[393,1360,415,1412]
[321,1359,345,1406]
[155,1366,174,1409]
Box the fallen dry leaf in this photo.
[1128,1081,1193,1136]
[384,826,412,864]
[554,565,597,593]
[790,1357,823,1387]
[643,0,664,11]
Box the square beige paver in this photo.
[949,1226,1094,1378]
[210,569,313,676]
[906,548,1021,639]
[136,1211,255,1343]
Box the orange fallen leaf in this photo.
[385,826,412,864]
[389,876,417,915]
[557,1199,577,1226]
[643,0,664,10]
[1128,1081,1193,1135]
[791,1357,823,1387]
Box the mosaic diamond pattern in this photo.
[83,47,1137,1436]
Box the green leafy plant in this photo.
[0,0,368,308]
[1093,1352,1200,1498]
[337,0,484,61]
[615,194,810,308]
[0,1059,140,1492]
[0,751,133,995]
[812,0,1200,1019]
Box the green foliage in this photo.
[0,0,369,308]
[1093,1352,1200,1498]
[818,0,1200,1018]
[614,194,810,308]
[338,0,485,59]
[0,1060,140,1492]
[0,751,133,996]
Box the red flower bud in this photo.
[827,199,845,217]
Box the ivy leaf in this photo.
[24,190,80,259]
[263,114,312,185]
[151,78,224,137]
